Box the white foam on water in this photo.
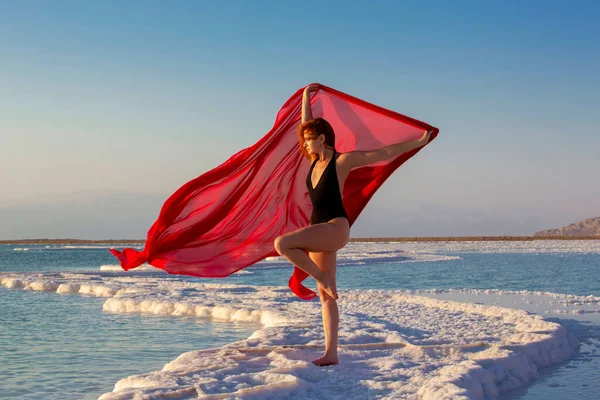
[99,264,163,272]
[253,240,599,270]
[252,248,461,269]
[62,245,144,249]
[0,272,581,399]
[411,288,600,322]
[339,240,600,258]
[396,240,600,254]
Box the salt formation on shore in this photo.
[0,270,579,399]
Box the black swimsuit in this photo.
[306,151,349,225]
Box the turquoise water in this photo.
[0,246,262,399]
[0,288,258,399]
[1,243,599,399]
[339,252,600,296]
[1,245,139,272]
[4,245,598,296]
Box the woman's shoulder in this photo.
[337,150,371,171]
[336,151,352,162]
[335,151,355,174]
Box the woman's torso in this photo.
[307,152,349,225]
[309,152,350,195]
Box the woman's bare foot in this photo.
[319,270,338,300]
[312,353,339,367]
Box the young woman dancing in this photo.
[274,84,433,366]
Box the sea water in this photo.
[1,242,598,399]
[0,245,263,399]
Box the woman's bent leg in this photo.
[274,220,348,299]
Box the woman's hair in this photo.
[297,118,336,160]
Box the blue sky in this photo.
[1,1,599,239]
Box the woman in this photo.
[274,84,433,366]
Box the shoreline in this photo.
[1,235,599,245]
[0,271,582,399]
[2,241,598,399]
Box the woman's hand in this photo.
[304,84,320,95]
[419,129,434,144]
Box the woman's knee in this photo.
[273,236,283,255]
[273,235,290,255]
[318,287,336,302]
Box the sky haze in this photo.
[1,1,599,239]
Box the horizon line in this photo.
[2,235,599,245]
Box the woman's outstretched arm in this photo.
[344,129,434,169]
[302,84,319,123]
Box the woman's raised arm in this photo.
[302,84,319,123]
[344,129,434,170]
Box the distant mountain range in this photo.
[534,217,600,236]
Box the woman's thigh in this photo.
[275,220,349,253]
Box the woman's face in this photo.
[304,134,322,154]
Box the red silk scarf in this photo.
[110,84,439,300]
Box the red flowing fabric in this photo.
[110,84,439,300]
